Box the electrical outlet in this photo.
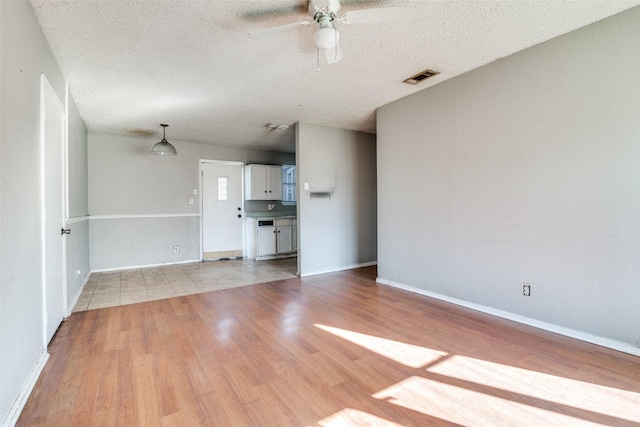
[523,283,531,296]
[173,245,179,254]
[189,198,194,205]
[193,189,198,195]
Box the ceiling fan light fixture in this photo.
[151,124,177,156]
[313,26,336,50]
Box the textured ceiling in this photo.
[30,0,639,153]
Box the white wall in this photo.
[296,122,377,276]
[88,132,294,270]
[0,1,88,424]
[377,7,640,350]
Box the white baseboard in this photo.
[255,253,297,261]
[92,258,201,273]
[376,277,640,358]
[300,261,377,278]
[1,350,50,427]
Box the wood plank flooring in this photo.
[17,267,640,426]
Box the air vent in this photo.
[403,69,440,85]
[265,123,290,130]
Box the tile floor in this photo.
[73,257,298,312]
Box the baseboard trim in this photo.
[91,258,201,273]
[66,271,91,316]
[255,253,297,261]
[376,277,640,358]
[300,261,377,278]
[1,350,50,427]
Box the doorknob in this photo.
[61,228,71,235]
[237,214,242,218]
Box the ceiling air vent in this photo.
[403,69,440,85]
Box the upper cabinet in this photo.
[282,164,296,204]
[245,164,283,200]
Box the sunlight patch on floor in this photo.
[314,324,446,368]
[373,375,604,427]
[428,354,640,423]
[315,408,406,427]
[316,323,640,426]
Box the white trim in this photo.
[66,271,91,316]
[90,213,199,220]
[91,258,201,273]
[300,261,377,278]
[0,350,50,427]
[40,75,47,346]
[66,215,89,224]
[64,81,70,221]
[40,74,68,346]
[62,82,70,318]
[376,277,640,358]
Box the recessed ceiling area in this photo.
[29,0,639,153]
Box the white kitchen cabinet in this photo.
[245,165,283,200]
[257,223,276,256]
[292,218,297,252]
[249,216,296,259]
[275,218,293,254]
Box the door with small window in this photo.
[202,162,243,260]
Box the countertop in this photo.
[245,211,296,219]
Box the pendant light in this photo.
[151,124,177,155]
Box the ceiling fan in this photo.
[248,0,409,65]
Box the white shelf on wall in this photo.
[308,188,333,198]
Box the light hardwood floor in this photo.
[19,267,640,426]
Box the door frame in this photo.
[40,74,69,345]
[199,160,245,260]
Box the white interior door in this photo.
[202,162,243,260]
[41,75,66,343]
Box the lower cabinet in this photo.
[257,224,276,256]
[276,219,293,254]
[292,218,297,252]
[249,217,297,259]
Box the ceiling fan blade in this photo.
[329,0,341,14]
[248,20,312,40]
[309,0,341,15]
[325,37,343,64]
[340,6,409,24]
[308,0,317,15]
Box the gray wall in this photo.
[1,0,88,423]
[377,7,640,349]
[296,122,377,275]
[88,132,294,270]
